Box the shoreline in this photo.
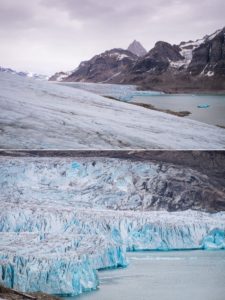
[136,85,225,95]
[0,285,60,300]
[104,95,191,117]
[56,80,225,95]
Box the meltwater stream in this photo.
[69,251,225,300]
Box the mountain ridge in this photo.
[0,66,48,80]
[49,28,225,92]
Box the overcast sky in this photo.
[0,0,224,75]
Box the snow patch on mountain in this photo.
[171,28,224,70]
[108,52,130,60]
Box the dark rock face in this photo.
[64,49,137,83]
[188,45,209,75]
[188,28,225,76]
[138,164,225,212]
[131,41,184,75]
[123,28,225,91]
[127,40,147,57]
[131,56,169,75]
[147,41,183,62]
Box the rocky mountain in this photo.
[49,48,137,83]
[130,41,183,75]
[127,40,147,57]
[0,66,48,80]
[124,28,225,92]
[49,28,225,92]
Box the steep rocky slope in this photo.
[49,49,137,83]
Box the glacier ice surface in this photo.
[0,72,225,149]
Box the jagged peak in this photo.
[127,40,147,57]
[129,39,141,46]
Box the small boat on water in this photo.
[197,104,210,108]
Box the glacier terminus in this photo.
[0,152,225,297]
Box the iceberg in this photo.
[197,104,210,108]
[202,228,225,249]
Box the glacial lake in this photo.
[132,94,225,127]
[58,82,225,127]
[68,251,225,300]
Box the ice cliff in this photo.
[0,156,225,296]
[0,232,127,295]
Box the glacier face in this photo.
[0,72,225,149]
[0,156,225,296]
[0,232,127,295]
[0,156,224,212]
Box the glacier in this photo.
[0,72,225,149]
[0,156,225,296]
[0,156,224,212]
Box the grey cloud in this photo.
[41,0,167,22]
[0,0,224,74]
[0,0,37,28]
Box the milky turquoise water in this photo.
[68,251,225,300]
[131,94,225,127]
